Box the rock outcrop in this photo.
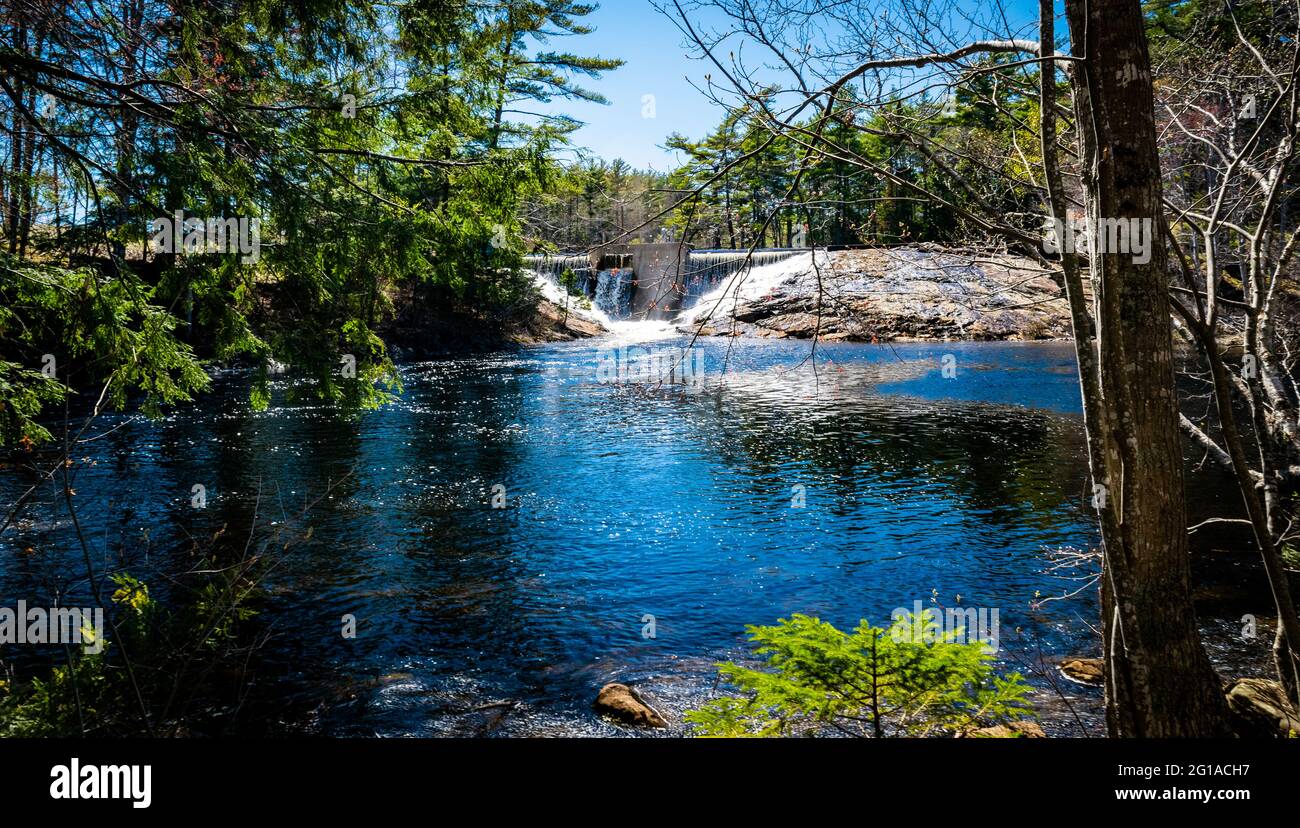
[381,288,605,358]
[961,720,1047,738]
[680,247,1072,342]
[520,298,606,343]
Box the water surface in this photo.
[5,336,1238,736]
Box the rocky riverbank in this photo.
[518,297,607,342]
[678,247,1072,342]
[382,285,608,358]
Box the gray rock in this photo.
[1059,657,1105,686]
[681,247,1072,342]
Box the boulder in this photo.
[1226,677,1300,737]
[679,247,1072,342]
[593,682,668,728]
[525,298,606,342]
[1059,657,1105,686]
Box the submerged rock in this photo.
[1059,657,1105,686]
[680,247,1071,342]
[593,682,668,728]
[1226,677,1300,737]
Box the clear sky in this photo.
[540,0,1043,173]
[537,1,723,173]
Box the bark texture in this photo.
[1062,0,1232,736]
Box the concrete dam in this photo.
[524,243,804,321]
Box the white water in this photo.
[675,251,817,326]
[530,251,819,343]
[602,319,680,343]
[531,270,607,321]
[530,270,677,343]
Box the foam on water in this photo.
[531,269,681,343]
[531,270,613,327]
[602,319,679,343]
[676,251,817,325]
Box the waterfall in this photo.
[523,253,593,292]
[524,253,638,319]
[679,250,803,307]
[677,251,816,326]
[594,268,634,318]
[526,248,807,322]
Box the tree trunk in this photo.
[1062,0,1232,736]
[7,20,26,254]
[112,0,144,259]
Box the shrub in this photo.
[687,611,1034,737]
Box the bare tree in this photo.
[662,0,1256,734]
[1154,0,1300,707]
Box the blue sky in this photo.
[536,1,721,172]
[539,0,1043,172]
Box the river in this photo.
[1,331,1268,736]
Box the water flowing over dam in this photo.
[524,245,804,321]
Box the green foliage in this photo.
[480,1,625,150]
[1144,0,1283,49]
[522,157,669,249]
[659,71,1041,251]
[0,559,260,736]
[686,611,1034,737]
[0,0,623,447]
[558,267,582,296]
[0,361,65,449]
[0,651,112,737]
[0,252,209,440]
[1283,544,1300,571]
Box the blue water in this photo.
[2,337,1120,735]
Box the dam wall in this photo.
[524,245,803,320]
